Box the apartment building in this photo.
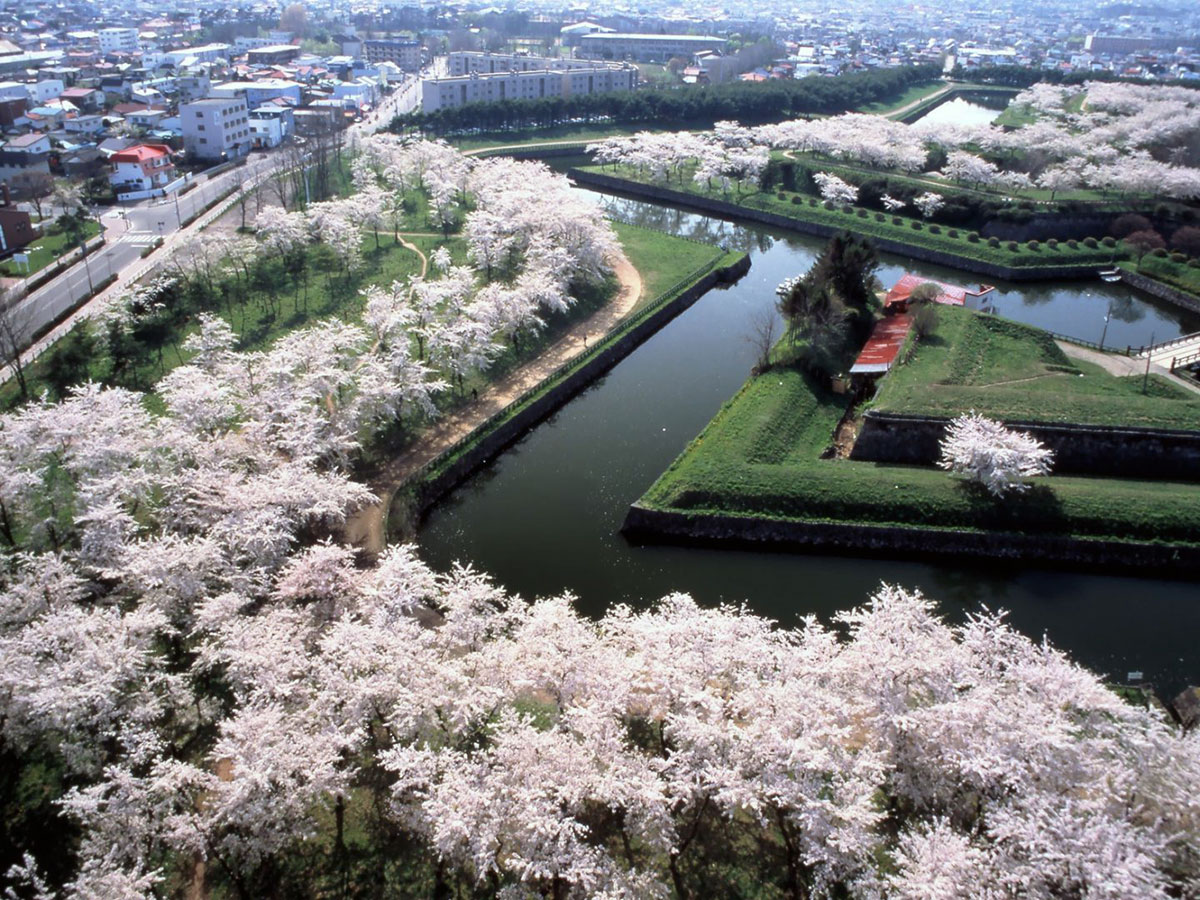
[99,27,139,54]
[447,51,613,76]
[181,97,252,161]
[362,39,422,70]
[421,64,638,113]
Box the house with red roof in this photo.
[109,143,175,195]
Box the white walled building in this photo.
[99,27,140,54]
[577,33,726,62]
[181,97,251,161]
[421,64,638,113]
[109,142,175,194]
[249,105,294,148]
[447,51,619,76]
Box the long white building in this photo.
[447,51,621,76]
[577,33,726,62]
[421,64,637,113]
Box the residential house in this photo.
[63,113,106,134]
[0,182,35,255]
[59,86,102,110]
[248,105,293,147]
[109,142,175,195]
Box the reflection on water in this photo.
[911,94,1008,128]
[417,186,1200,697]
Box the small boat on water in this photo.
[1098,268,1122,282]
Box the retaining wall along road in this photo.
[568,169,1106,283]
[623,505,1200,575]
[850,410,1200,480]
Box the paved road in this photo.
[5,153,279,356]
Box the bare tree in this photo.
[744,306,780,373]
[0,296,36,401]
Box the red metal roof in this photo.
[884,273,971,309]
[850,313,912,374]
[110,143,172,162]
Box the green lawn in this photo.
[870,306,1200,430]
[639,362,1200,547]
[611,221,727,308]
[582,164,1126,270]
[0,221,103,277]
[857,80,947,115]
[1125,255,1200,298]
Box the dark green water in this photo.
[417,191,1200,695]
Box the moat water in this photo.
[415,188,1200,695]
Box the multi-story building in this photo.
[210,79,304,108]
[181,97,252,161]
[247,44,301,66]
[249,105,294,148]
[362,39,422,70]
[421,64,638,113]
[447,51,617,76]
[1083,34,1181,54]
[577,33,726,62]
[109,143,176,195]
[99,27,139,54]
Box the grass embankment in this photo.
[611,220,725,307]
[0,221,103,277]
[453,124,657,153]
[857,80,948,115]
[871,306,1200,429]
[579,163,1125,271]
[638,362,1200,546]
[1123,256,1200,299]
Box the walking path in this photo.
[343,254,642,555]
[1055,341,1200,396]
[882,83,954,120]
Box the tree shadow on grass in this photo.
[957,480,1067,533]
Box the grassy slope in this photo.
[858,80,947,114]
[639,364,1200,545]
[1124,256,1200,298]
[870,307,1200,429]
[581,164,1124,269]
[611,221,726,307]
[0,221,103,277]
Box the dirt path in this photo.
[1056,341,1200,396]
[343,254,642,555]
[883,83,954,120]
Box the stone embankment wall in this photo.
[622,505,1200,576]
[1119,270,1200,317]
[569,169,1101,282]
[404,255,752,521]
[850,410,1200,480]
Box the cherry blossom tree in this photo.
[938,412,1054,496]
[912,191,944,219]
[813,172,858,208]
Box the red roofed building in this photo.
[109,143,175,194]
[883,273,973,310]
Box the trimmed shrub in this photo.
[948,229,959,239]
[777,191,787,200]
[808,198,818,207]
[856,208,868,218]
[1189,258,1200,268]
[929,224,941,234]
[875,212,885,222]
[1151,247,1168,258]
[1067,239,1078,249]
[1007,241,1020,252]
[1047,238,1058,249]
[911,221,923,230]
[1027,240,1040,250]
[967,233,980,243]
[1084,237,1099,248]
[791,195,803,204]
[1170,251,1187,263]
[988,237,1000,248]
[823,200,835,210]
[893,216,903,225]
[1102,236,1117,248]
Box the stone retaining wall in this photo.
[569,169,1101,282]
[403,255,752,521]
[1120,269,1200,317]
[622,504,1200,576]
[851,410,1200,480]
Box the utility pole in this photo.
[1143,331,1154,394]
